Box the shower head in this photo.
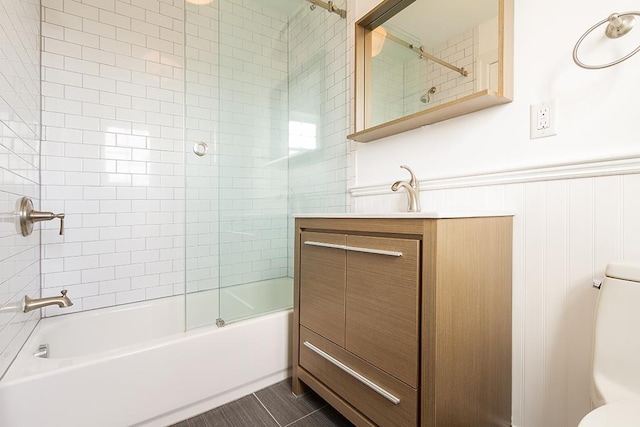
[420,86,437,104]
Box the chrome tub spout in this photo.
[23,290,73,313]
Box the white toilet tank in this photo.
[591,261,640,405]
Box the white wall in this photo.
[351,0,640,426]
[0,0,41,377]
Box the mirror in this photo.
[348,0,513,142]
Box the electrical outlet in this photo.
[530,99,557,139]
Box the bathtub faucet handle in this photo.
[19,197,66,236]
[55,213,65,235]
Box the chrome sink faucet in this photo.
[391,165,421,212]
[23,290,73,313]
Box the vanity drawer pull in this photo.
[304,241,345,250]
[303,341,401,405]
[303,241,403,257]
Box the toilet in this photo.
[578,261,640,427]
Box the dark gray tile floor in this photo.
[170,379,354,427]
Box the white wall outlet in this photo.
[530,99,557,139]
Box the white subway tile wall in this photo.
[41,0,185,314]
[0,0,41,377]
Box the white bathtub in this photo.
[0,294,292,427]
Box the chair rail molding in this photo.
[350,155,640,197]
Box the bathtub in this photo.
[0,294,292,427]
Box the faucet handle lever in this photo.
[55,213,65,235]
[18,197,66,236]
[399,165,418,188]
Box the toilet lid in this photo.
[579,399,640,427]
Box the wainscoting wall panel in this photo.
[351,163,640,427]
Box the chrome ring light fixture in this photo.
[573,12,640,69]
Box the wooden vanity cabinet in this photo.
[293,216,513,427]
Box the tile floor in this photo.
[171,379,354,427]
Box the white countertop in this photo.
[293,210,516,219]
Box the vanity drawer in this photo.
[299,326,418,427]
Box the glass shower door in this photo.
[184,0,221,330]
[184,0,348,329]
[216,0,292,324]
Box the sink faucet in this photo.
[391,165,421,212]
[23,290,73,313]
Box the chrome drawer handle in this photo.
[303,341,401,405]
[304,241,345,250]
[303,241,403,257]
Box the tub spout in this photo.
[24,290,73,313]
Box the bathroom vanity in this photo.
[292,213,513,427]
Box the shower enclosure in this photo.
[184,0,348,328]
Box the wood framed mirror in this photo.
[348,0,513,142]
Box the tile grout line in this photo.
[253,393,283,427]
[283,405,329,427]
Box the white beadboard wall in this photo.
[351,163,640,426]
[0,0,41,377]
[40,0,186,314]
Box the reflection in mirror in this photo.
[350,0,513,142]
[369,0,497,127]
